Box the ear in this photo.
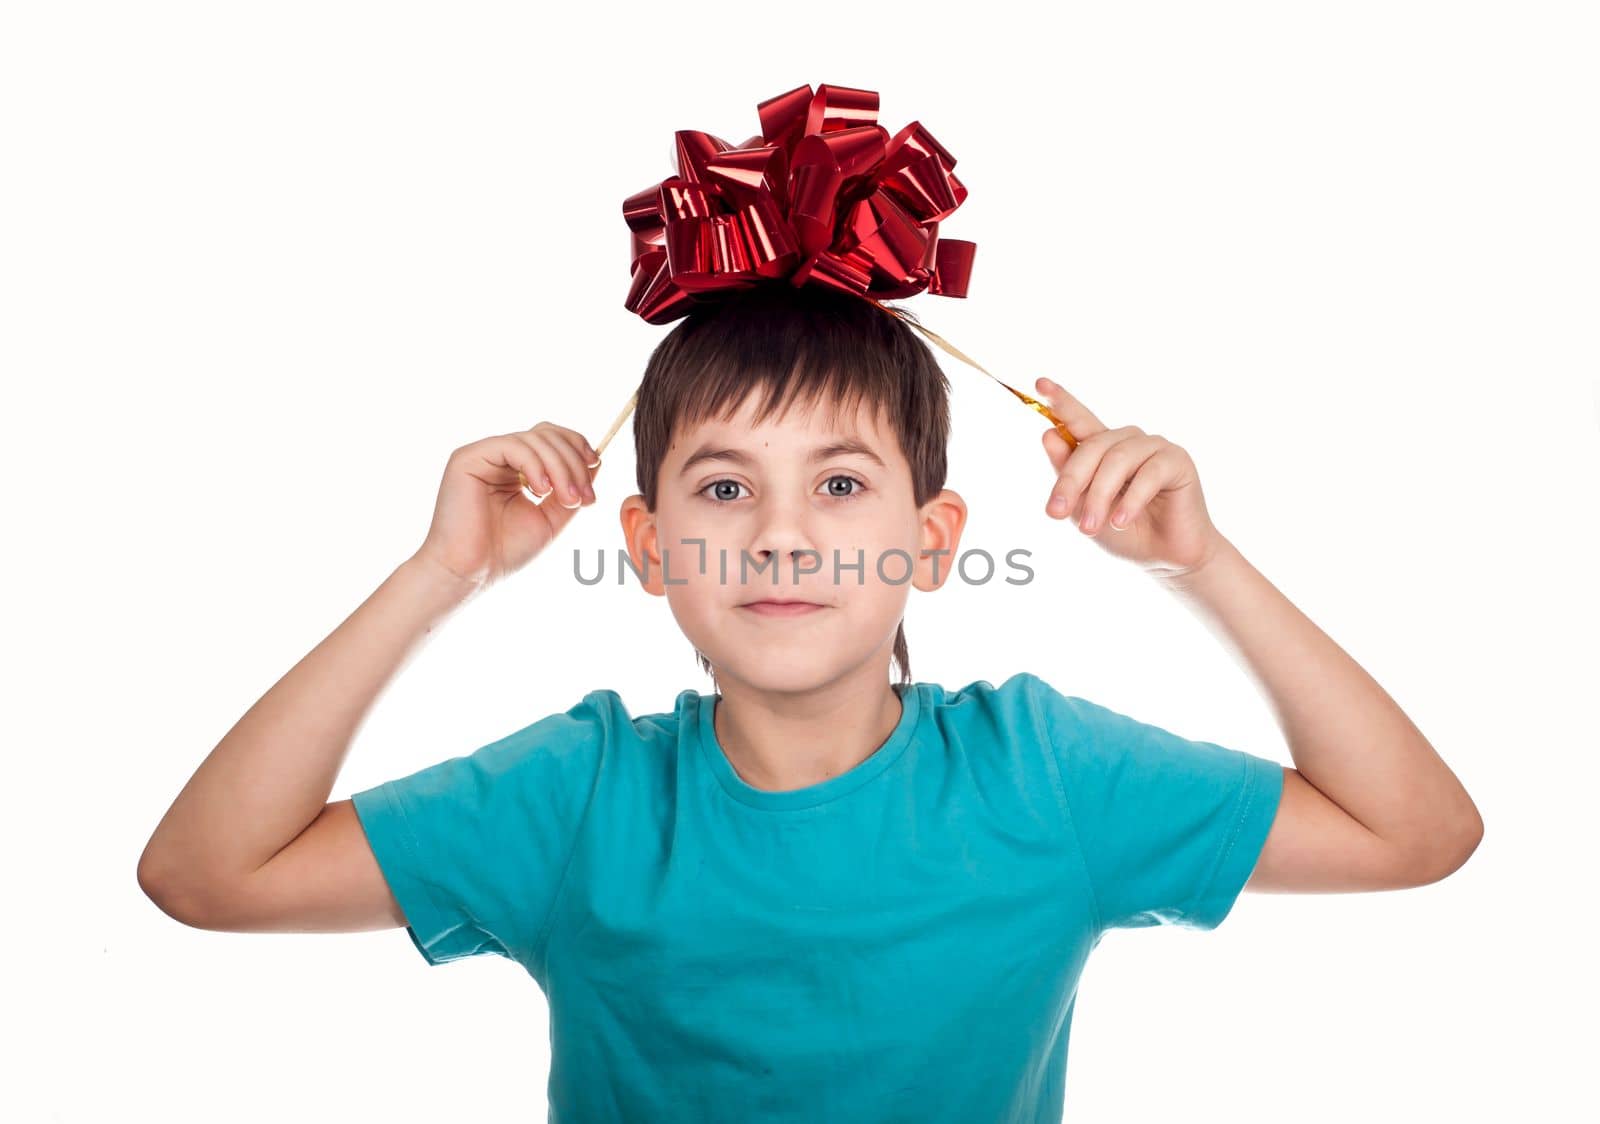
[913,488,968,592]
[619,494,668,598]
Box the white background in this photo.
[6,2,1595,1120]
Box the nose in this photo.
[747,495,823,584]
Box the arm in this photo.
[136,553,475,926]
[1031,377,1483,894]
[1158,532,1484,888]
[138,424,603,934]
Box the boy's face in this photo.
[620,388,966,694]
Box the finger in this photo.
[1075,435,1166,534]
[521,430,593,508]
[526,430,596,507]
[541,423,602,469]
[547,428,603,501]
[1106,450,1174,531]
[475,435,554,501]
[1033,378,1108,444]
[543,424,604,497]
[480,436,585,538]
[1044,426,1148,521]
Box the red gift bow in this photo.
[621,81,975,324]
[571,82,1077,473]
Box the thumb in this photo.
[1041,427,1071,475]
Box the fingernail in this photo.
[567,484,579,501]
[1081,513,1098,533]
[1048,496,1068,516]
[1111,508,1128,528]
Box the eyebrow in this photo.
[678,437,887,477]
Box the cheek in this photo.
[810,553,916,604]
[661,507,747,554]
[650,509,713,564]
[659,567,722,632]
[820,516,917,571]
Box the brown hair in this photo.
[632,283,953,689]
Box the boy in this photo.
[138,284,1482,1122]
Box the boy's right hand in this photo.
[411,423,603,595]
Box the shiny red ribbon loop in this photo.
[622,82,976,324]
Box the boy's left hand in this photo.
[1035,377,1224,578]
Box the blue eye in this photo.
[702,479,747,505]
[699,475,868,506]
[822,475,867,501]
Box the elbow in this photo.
[1449,803,1486,871]
[1452,811,1485,873]
[137,846,209,928]
[136,844,169,906]
[1410,813,1485,886]
[137,848,180,920]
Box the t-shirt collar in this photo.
[690,682,923,811]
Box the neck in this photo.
[711,671,905,792]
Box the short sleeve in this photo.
[1026,673,1284,932]
[348,691,611,968]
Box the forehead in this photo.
[667,386,896,460]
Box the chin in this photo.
[711,652,847,695]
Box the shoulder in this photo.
[920,673,1146,774]
[545,686,689,732]
[462,687,685,777]
[909,672,1075,755]
[919,671,1049,707]
[919,671,1082,731]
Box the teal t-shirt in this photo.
[350,672,1283,1123]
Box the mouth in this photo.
[738,599,828,617]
